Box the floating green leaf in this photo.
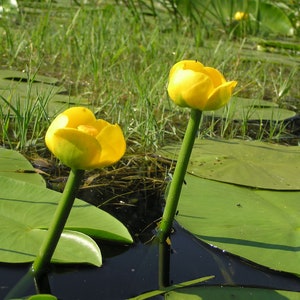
[205,97,296,122]
[166,286,300,299]
[28,295,58,300]
[11,295,58,300]
[257,40,300,53]
[0,227,102,266]
[129,276,214,300]
[241,46,300,66]
[0,175,133,264]
[0,147,45,187]
[176,173,300,274]
[160,139,300,190]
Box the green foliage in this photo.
[0,146,45,186]
[207,96,296,121]
[254,1,295,35]
[159,138,300,274]
[124,0,295,37]
[175,0,295,37]
[11,294,58,300]
[27,295,58,300]
[176,173,300,274]
[128,276,214,299]
[0,148,133,265]
[0,0,19,16]
[0,2,299,151]
[161,139,300,190]
[0,70,86,116]
[0,69,88,150]
[0,4,180,151]
[165,286,300,300]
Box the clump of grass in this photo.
[0,67,52,150]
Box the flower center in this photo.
[77,125,98,137]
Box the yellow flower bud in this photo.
[234,11,248,21]
[167,60,237,111]
[45,107,126,170]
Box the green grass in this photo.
[0,1,299,152]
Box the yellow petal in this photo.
[168,61,225,110]
[48,128,102,170]
[96,124,126,168]
[45,114,68,154]
[61,107,96,128]
[182,73,214,110]
[202,67,226,87]
[92,119,111,132]
[169,60,204,79]
[45,107,97,153]
[77,125,99,136]
[205,81,238,111]
[168,69,214,109]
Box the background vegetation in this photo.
[0,0,299,153]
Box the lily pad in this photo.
[28,295,58,300]
[242,47,300,66]
[0,176,133,264]
[160,139,300,190]
[0,147,45,187]
[205,97,296,122]
[176,173,300,274]
[166,286,300,299]
[1,228,102,266]
[128,276,214,299]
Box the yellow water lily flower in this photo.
[45,107,126,170]
[167,60,237,111]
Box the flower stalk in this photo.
[5,168,85,299]
[158,108,202,287]
[31,168,85,277]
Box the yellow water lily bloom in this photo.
[45,107,126,170]
[167,60,237,111]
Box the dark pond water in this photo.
[1,221,300,300]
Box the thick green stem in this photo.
[158,109,202,287]
[158,239,171,288]
[158,109,202,241]
[31,168,85,277]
